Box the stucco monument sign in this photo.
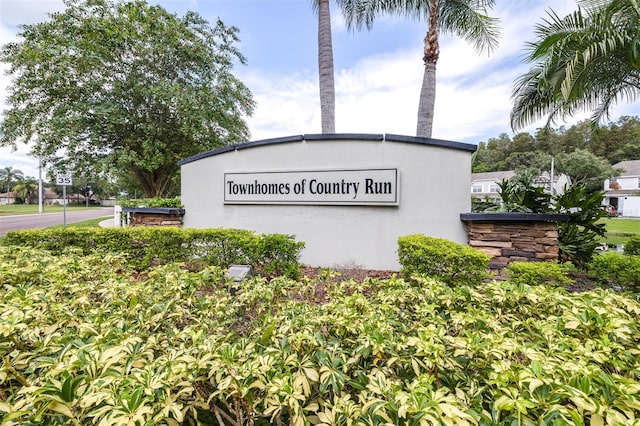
[179,133,475,270]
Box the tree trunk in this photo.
[318,0,336,134]
[416,0,440,139]
[134,167,174,198]
[416,63,437,138]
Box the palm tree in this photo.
[312,0,375,134]
[12,178,38,204]
[346,0,500,138]
[315,0,336,134]
[511,0,640,131]
[0,166,24,203]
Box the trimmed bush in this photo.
[505,261,574,287]
[397,234,490,286]
[118,197,183,208]
[589,252,640,292]
[255,233,306,279]
[2,227,304,278]
[624,235,640,256]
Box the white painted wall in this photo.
[619,196,640,217]
[179,134,474,270]
[605,176,640,191]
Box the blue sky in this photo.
[2,0,640,178]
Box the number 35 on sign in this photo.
[56,174,73,186]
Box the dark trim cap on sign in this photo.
[384,134,477,152]
[177,145,235,165]
[177,133,476,166]
[460,212,571,222]
[303,133,384,142]
[236,135,304,151]
[177,135,304,165]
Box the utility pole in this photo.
[550,157,555,195]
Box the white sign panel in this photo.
[56,173,73,186]
[224,168,399,206]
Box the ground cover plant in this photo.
[2,247,640,425]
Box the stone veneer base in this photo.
[122,207,185,228]
[460,213,570,269]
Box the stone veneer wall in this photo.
[460,213,569,270]
[123,208,185,228]
[129,212,184,227]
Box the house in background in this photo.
[471,171,515,202]
[471,170,571,202]
[0,192,17,205]
[0,188,87,205]
[604,160,640,217]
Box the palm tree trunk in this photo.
[416,0,440,138]
[416,63,437,138]
[318,0,336,134]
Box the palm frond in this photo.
[439,0,500,54]
[512,0,640,131]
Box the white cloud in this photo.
[0,0,64,179]
[0,148,41,179]
[0,0,64,28]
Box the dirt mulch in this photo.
[300,266,603,293]
[299,266,399,284]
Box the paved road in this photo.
[0,208,114,236]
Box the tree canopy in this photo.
[474,115,640,174]
[1,0,255,197]
[472,115,640,194]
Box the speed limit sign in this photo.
[56,173,73,186]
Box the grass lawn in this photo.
[0,204,104,216]
[600,217,640,246]
[46,217,110,229]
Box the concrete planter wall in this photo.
[460,213,570,269]
[122,207,185,227]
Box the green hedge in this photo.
[624,235,640,256]
[2,227,304,278]
[118,197,183,208]
[397,234,490,286]
[589,252,640,292]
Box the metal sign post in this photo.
[63,186,66,228]
[56,173,73,228]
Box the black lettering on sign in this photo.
[365,178,392,194]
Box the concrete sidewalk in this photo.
[99,218,116,228]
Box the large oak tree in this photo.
[1,0,255,197]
